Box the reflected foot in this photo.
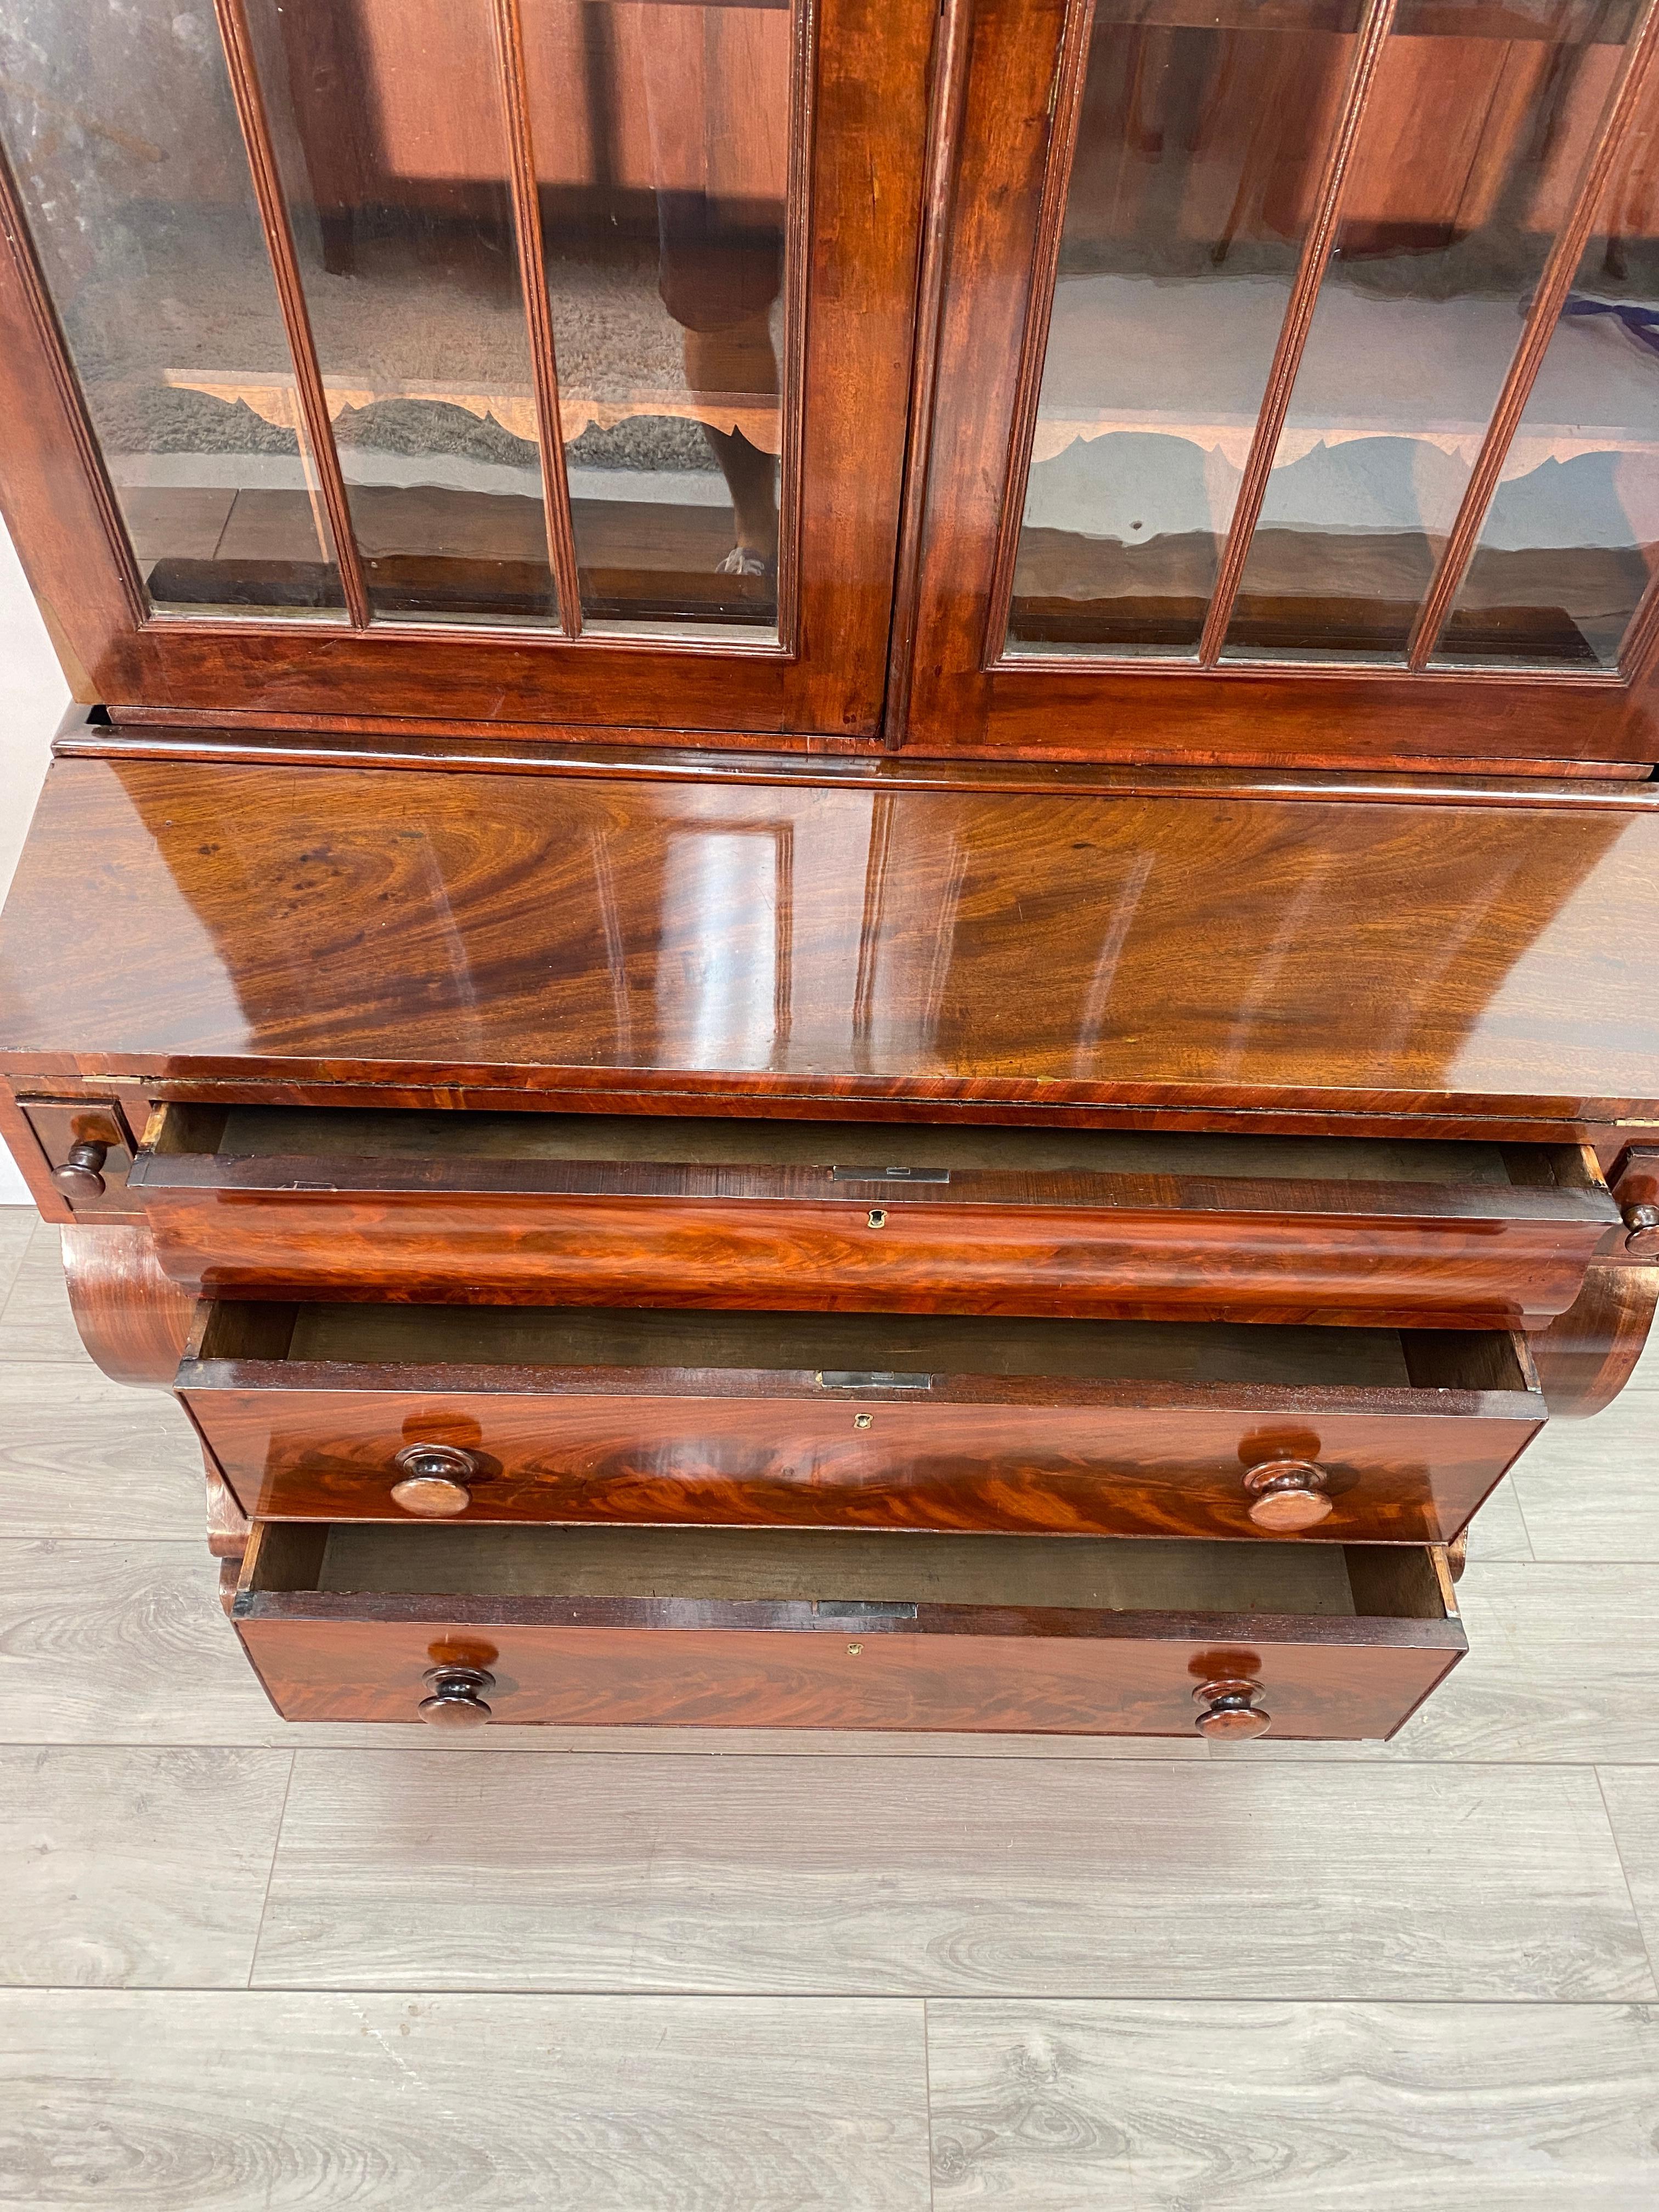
[716,546,777,579]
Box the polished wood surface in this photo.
[4,759,1659,1118]
[134,1187,1612,1329]
[238,1614,1462,1735]
[59,1223,199,1391]
[71,715,1659,786]
[18,1099,139,1218]
[184,1309,1541,1545]
[1527,1260,1659,1419]
[205,1457,252,1561]
[127,1107,1618,1327]
[232,1523,1464,1736]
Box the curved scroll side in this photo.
[1527,1262,1659,1420]
[60,1221,197,1389]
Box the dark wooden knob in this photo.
[1242,1458,1333,1531]
[1623,1203,1659,1255]
[1194,1678,1271,1740]
[391,1442,477,1517]
[50,1139,108,1199]
[419,1664,495,1728]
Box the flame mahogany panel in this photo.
[4,760,1659,1120]
[234,1609,1462,1735]
[59,1222,198,1389]
[128,1133,1618,1328]
[1527,1259,1659,1417]
[188,1373,1541,1545]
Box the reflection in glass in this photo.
[246,0,558,625]
[1223,0,1639,664]
[522,0,790,637]
[1006,5,1369,656]
[1438,125,1659,668]
[0,0,344,616]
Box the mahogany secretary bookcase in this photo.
[0,0,1657,1737]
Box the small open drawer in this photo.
[132,1104,1619,1328]
[183,1301,1545,1545]
[230,1522,1465,1737]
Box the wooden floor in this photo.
[2,1207,1658,2205]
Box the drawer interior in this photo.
[198,1301,1534,1393]
[247,1522,1453,1621]
[151,1103,1599,1190]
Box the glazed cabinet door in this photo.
[0,0,933,737]
[897,0,1659,766]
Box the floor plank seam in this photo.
[14,1988,1654,2004]
[1503,1477,1539,1561]
[244,1748,298,1990]
[1594,1764,1659,1999]
[921,1996,936,2212]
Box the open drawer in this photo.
[231,1522,1465,1737]
[131,1105,1619,1328]
[182,1301,1546,1545]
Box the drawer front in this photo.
[133,1108,1620,1327]
[185,1344,1543,1548]
[236,1615,1461,1737]
[232,1525,1464,1740]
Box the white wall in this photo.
[0,522,74,1202]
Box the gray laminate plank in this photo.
[926,1999,1659,2209]
[0,1990,930,2210]
[0,1542,290,1746]
[0,1539,1202,1756]
[251,1752,1652,1998]
[0,1747,290,1987]
[0,1220,81,1365]
[1209,1561,1659,1765]
[1510,1395,1659,1560]
[1596,1768,1659,1990]
[0,1210,36,1323]
[0,1366,205,1540]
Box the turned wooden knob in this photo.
[419,1664,495,1728]
[391,1443,477,1517]
[1194,1677,1271,1740]
[1623,1203,1659,1255]
[1242,1458,1333,1530]
[50,1139,108,1199]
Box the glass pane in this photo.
[1223,0,1639,665]
[522,0,791,637]
[0,0,345,617]
[1005,2,1372,658]
[1438,112,1659,668]
[245,0,558,625]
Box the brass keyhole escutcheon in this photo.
[854,1412,873,1430]
[867,1207,887,1228]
